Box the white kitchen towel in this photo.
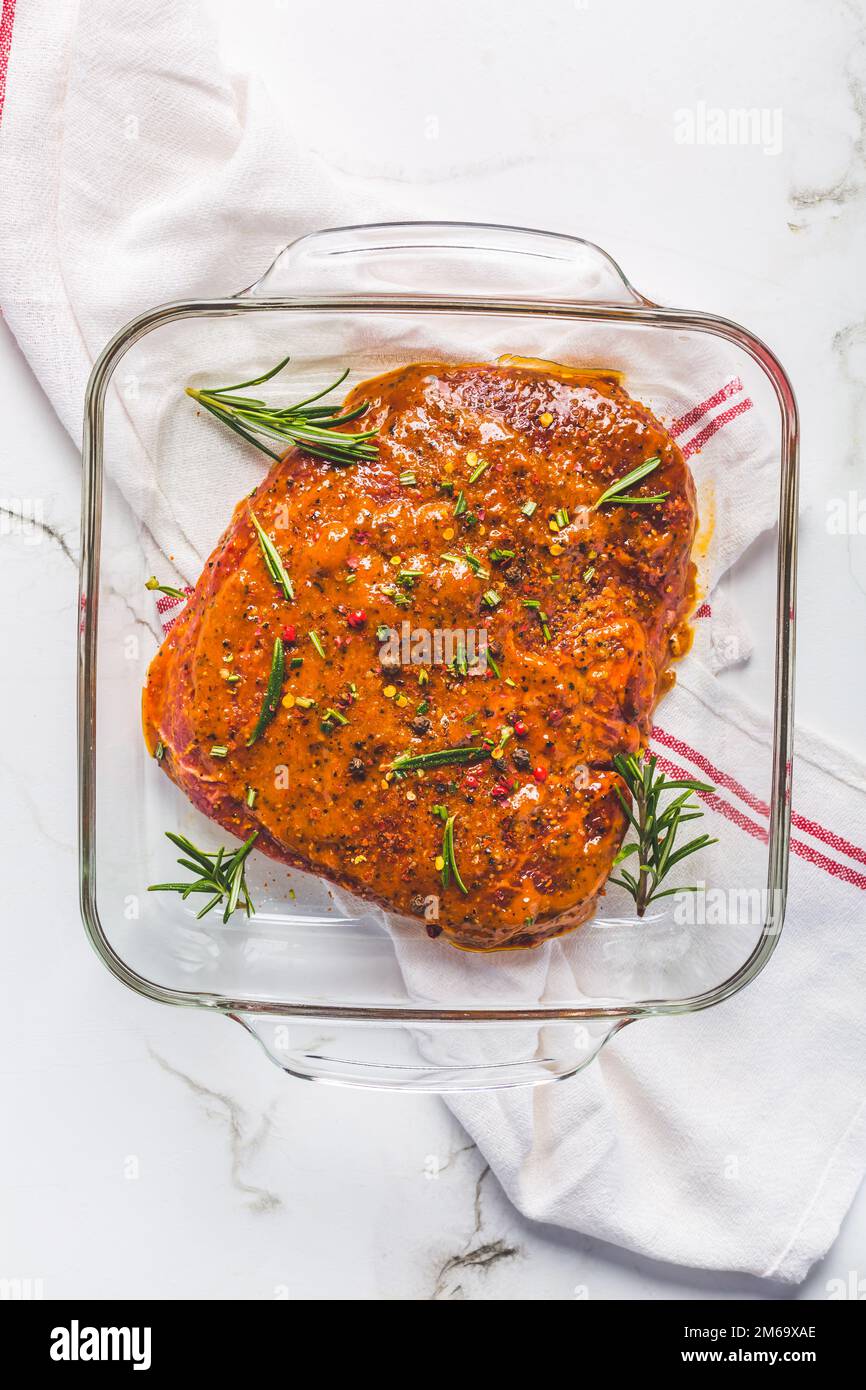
[1,0,863,1286]
[447,670,866,1284]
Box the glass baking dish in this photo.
[78,223,798,1090]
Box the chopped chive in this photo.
[246,786,257,808]
[322,707,348,726]
[523,599,550,642]
[290,656,303,669]
[521,500,537,518]
[583,565,596,581]
[399,470,417,486]
[463,547,488,577]
[490,548,515,562]
[295,695,316,709]
[487,651,502,678]
[554,507,569,529]
[210,744,229,759]
[376,623,391,641]
[492,726,513,759]
[482,589,501,609]
[309,631,325,659]
[154,741,165,762]
[454,491,467,517]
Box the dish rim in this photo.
[78,221,798,1025]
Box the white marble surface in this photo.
[2,0,865,1298]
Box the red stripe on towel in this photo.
[0,0,17,131]
[652,735,866,886]
[670,378,744,438]
[681,397,754,459]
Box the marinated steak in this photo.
[143,360,697,950]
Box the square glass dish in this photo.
[79,223,798,1090]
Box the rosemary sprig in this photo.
[186,355,379,466]
[608,752,717,916]
[249,510,293,601]
[145,576,185,599]
[390,744,491,774]
[149,830,258,923]
[441,813,469,895]
[593,455,668,509]
[246,637,285,746]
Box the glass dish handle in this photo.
[238,221,653,307]
[230,1011,633,1091]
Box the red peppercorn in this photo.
[533,765,548,783]
[513,719,528,737]
[491,777,515,801]
[281,624,297,645]
[347,609,367,629]
[546,708,564,727]
[464,773,480,792]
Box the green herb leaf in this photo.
[468,457,490,484]
[390,744,491,773]
[442,814,469,895]
[249,510,294,601]
[610,752,717,916]
[149,830,258,922]
[246,638,285,746]
[145,576,186,600]
[593,455,665,509]
[186,357,378,467]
